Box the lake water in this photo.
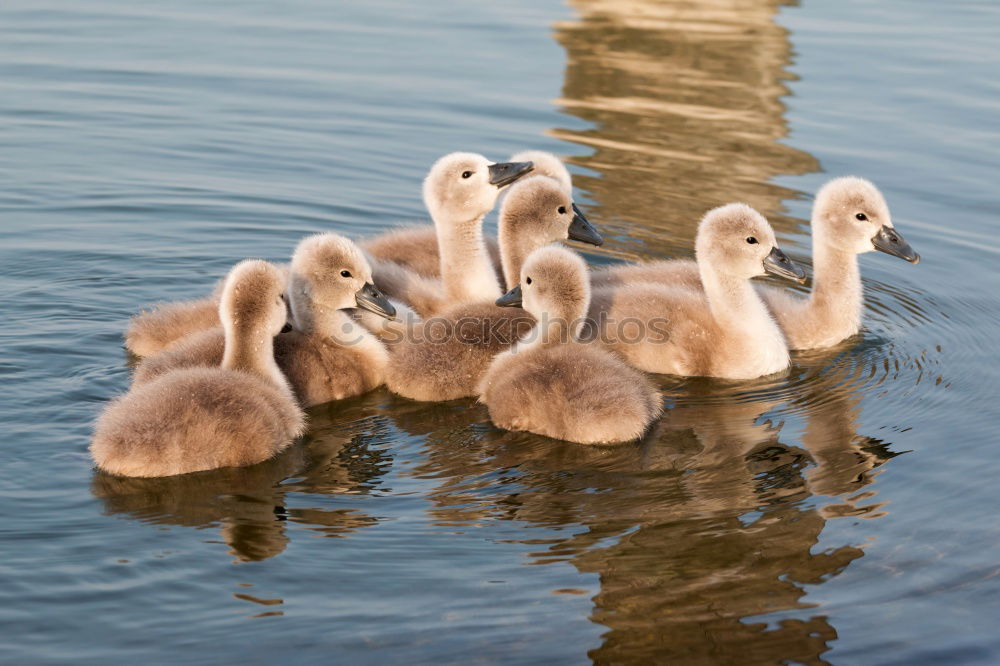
[2,0,998,663]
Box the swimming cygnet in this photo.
[367,152,532,315]
[478,246,661,444]
[586,203,806,380]
[123,264,292,358]
[590,178,919,350]
[380,175,604,401]
[132,233,396,407]
[373,158,604,320]
[361,149,578,281]
[753,177,919,348]
[91,260,305,478]
[497,175,602,290]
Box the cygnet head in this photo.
[497,245,590,328]
[289,232,396,326]
[423,152,534,226]
[508,150,572,193]
[813,177,919,264]
[696,203,807,283]
[219,259,289,340]
[500,175,603,247]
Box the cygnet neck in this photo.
[435,209,501,304]
[804,239,864,341]
[222,318,291,397]
[498,211,540,292]
[525,297,586,351]
[699,261,783,343]
[300,294,389,359]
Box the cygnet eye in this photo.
[461,171,473,179]
[557,206,567,215]
[746,236,758,245]
[340,270,352,278]
[525,276,532,285]
[856,213,868,221]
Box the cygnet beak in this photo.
[763,247,807,283]
[488,161,534,188]
[872,225,920,264]
[495,284,523,308]
[567,203,603,246]
[354,282,397,320]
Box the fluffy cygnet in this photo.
[368,152,533,315]
[361,149,577,281]
[133,233,396,407]
[372,164,603,319]
[754,177,919,348]
[586,203,806,379]
[497,175,603,290]
[91,260,305,477]
[380,177,604,401]
[478,246,661,444]
[590,177,919,349]
[361,153,534,290]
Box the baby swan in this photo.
[369,152,533,315]
[363,152,533,288]
[497,175,603,289]
[382,176,602,402]
[132,233,396,406]
[587,204,806,380]
[752,177,919,349]
[590,178,919,349]
[478,246,661,444]
[374,163,602,318]
[361,150,578,282]
[91,260,305,478]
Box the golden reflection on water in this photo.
[402,358,897,663]
[552,0,820,259]
[383,4,895,660]
[89,369,899,661]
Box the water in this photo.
[1,0,998,662]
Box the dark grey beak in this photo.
[763,247,807,283]
[872,225,920,264]
[495,284,523,308]
[567,203,603,246]
[488,161,534,188]
[355,282,396,320]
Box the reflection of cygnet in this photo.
[479,246,661,444]
[133,233,395,406]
